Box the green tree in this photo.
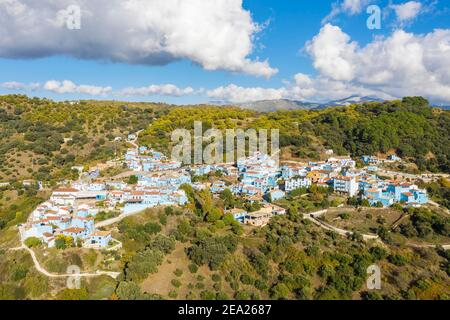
[270,283,290,300]
[56,288,89,300]
[127,175,138,185]
[220,189,235,209]
[116,281,142,300]
[24,237,42,248]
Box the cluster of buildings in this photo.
[227,204,287,227]
[21,188,112,248]
[119,170,190,214]
[21,156,191,248]
[189,163,238,178]
[196,153,285,202]
[22,144,428,249]
[280,155,428,207]
[125,147,181,172]
[72,172,190,214]
[361,154,402,170]
[281,156,356,193]
[187,151,427,208]
[359,178,428,207]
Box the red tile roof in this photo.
[63,227,85,233]
[54,188,80,193]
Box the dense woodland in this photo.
[0,95,165,183]
[141,96,450,173]
[2,184,448,300]
[1,95,449,185]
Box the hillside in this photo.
[229,96,384,112]
[1,94,448,183]
[1,187,449,300]
[0,95,167,183]
[0,95,449,301]
[141,97,450,173]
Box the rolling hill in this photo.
[231,95,385,112]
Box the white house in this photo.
[285,177,312,192]
[52,187,80,197]
[333,176,359,197]
[327,156,356,168]
[87,231,112,248]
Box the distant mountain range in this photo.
[233,95,386,112]
[236,99,320,112]
[318,95,385,108]
[434,105,450,110]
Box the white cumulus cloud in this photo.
[1,81,40,91]
[342,0,367,14]
[118,84,196,97]
[205,75,393,104]
[322,0,370,24]
[390,1,423,23]
[207,84,287,103]
[209,24,450,105]
[44,80,112,96]
[0,0,277,78]
[303,24,450,104]
[305,24,357,81]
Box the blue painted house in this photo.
[88,231,112,248]
[267,189,285,202]
[228,208,248,223]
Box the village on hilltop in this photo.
[20,134,431,250]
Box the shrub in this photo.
[369,246,388,261]
[197,275,205,282]
[270,283,290,300]
[211,274,221,282]
[124,249,164,282]
[339,212,350,220]
[216,292,230,300]
[56,288,89,300]
[174,269,183,277]
[213,283,221,291]
[254,279,268,291]
[11,264,28,281]
[388,254,408,266]
[240,274,254,285]
[188,263,198,274]
[171,279,182,288]
[361,291,383,300]
[200,290,216,300]
[159,213,167,225]
[164,206,174,216]
[54,235,74,250]
[24,237,42,248]
[187,235,237,270]
[144,222,161,235]
[127,175,138,185]
[235,291,251,300]
[151,235,175,254]
[195,283,205,290]
[116,281,141,300]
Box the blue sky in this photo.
[0,0,449,104]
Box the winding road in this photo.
[376,169,449,183]
[305,208,450,249]
[95,211,140,228]
[304,209,379,241]
[15,227,120,279]
[11,245,120,279]
[7,130,147,281]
